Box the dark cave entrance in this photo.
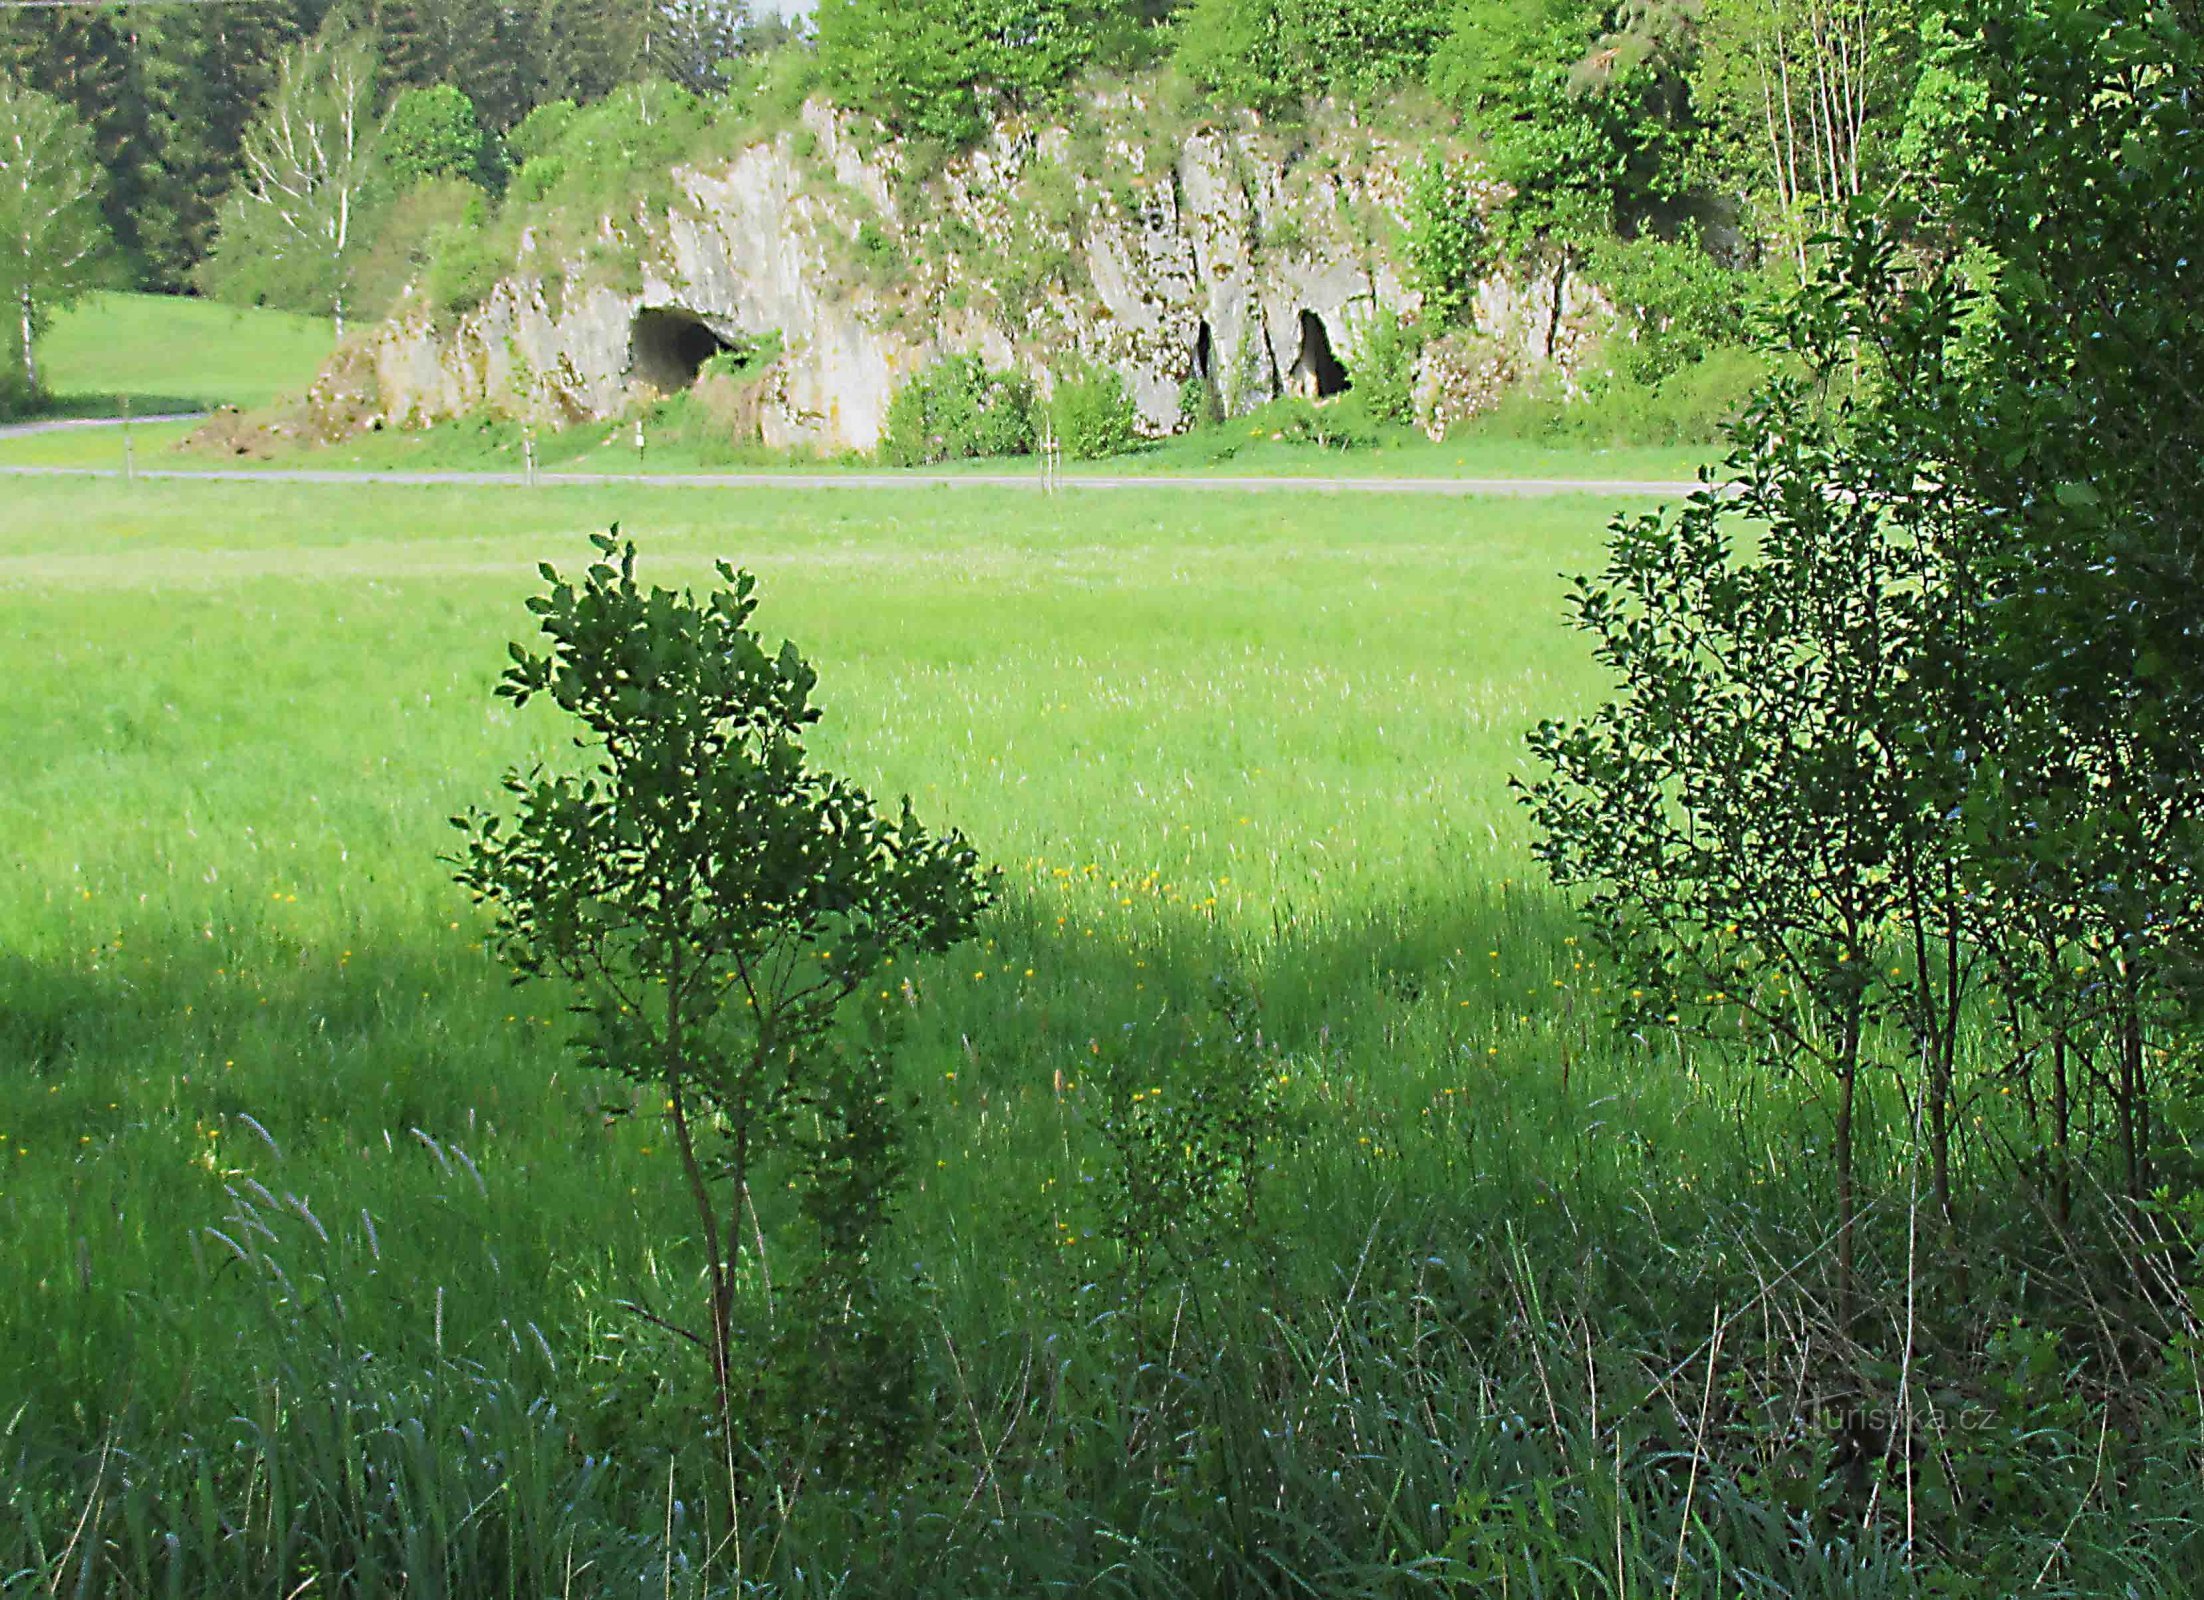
[1288,309,1350,399]
[1194,319,1214,381]
[629,307,733,392]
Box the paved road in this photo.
[0,461,1699,498]
[0,411,206,439]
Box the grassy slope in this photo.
[2,475,2183,1596]
[30,291,332,416]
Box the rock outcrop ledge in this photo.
[343,98,1611,453]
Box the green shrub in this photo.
[0,359,30,421]
[697,331,783,384]
[1587,230,1763,386]
[383,85,485,190]
[346,176,486,321]
[880,356,1037,465]
[1465,345,1766,448]
[1177,373,1222,431]
[1352,309,1421,425]
[1174,0,1449,114]
[1237,392,1382,450]
[1408,157,1486,329]
[424,225,503,317]
[508,156,566,205]
[1047,362,1139,460]
[505,99,579,164]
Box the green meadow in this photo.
[4,469,2190,1596]
[25,292,334,417]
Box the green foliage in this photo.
[1407,157,1484,328]
[1917,0,2204,1017]
[1465,345,1764,447]
[346,175,487,322]
[422,222,502,317]
[507,80,707,216]
[1586,229,1759,385]
[197,17,382,327]
[1099,978,1286,1275]
[1232,391,1382,450]
[697,330,782,383]
[1176,371,1222,431]
[881,355,1038,465]
[1046,361,1138,460]
[1525,0,2204,1314]
[719,44,824,131]
[1350,307,1420,424]
[0,69,111,394]
[1432,0,1683,264]
[1692,0,1919,271]
[383,85,485,191]
[817,0,1145,146]
[454,531,991,1437]
[504,97,578,164]
[1172,0,1448,113]
[1521,354,1968,1315]
[0,347,28,419]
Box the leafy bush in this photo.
[1587,230,1762,386]
[1352,309,1421,424]
[345,176,486,321]
[505,99,579,164]
[1466,345,1766,447]
[1100,979,1288,1279]
[1236,392,1382,450]
[816,0,1133,145]
[383,85,485,190]
[697,330,783,384]
[720,44,824,130]
[0,359,30,421]
[503,83,708,224]
[1047,362,1139,460]
[424,224,503,317]
[1177,372,1222,431]
[455,534,991,1449]
[880,356,1037,465]
[1174,0,1450,113]
[1407,157,1486,328]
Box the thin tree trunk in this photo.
[19,287,35,392]
[2119,969,2147,1203]
[1835,1003,1862,1337]
[2051,1011,2071,1225]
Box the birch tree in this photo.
[1693,0,1917,273]
[0,71,108,398]
[203,20,380,332]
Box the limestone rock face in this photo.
[344,98,1609,453]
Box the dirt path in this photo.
[0,462,1697,498]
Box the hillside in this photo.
[327,91,1623,455]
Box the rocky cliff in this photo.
[337,96,1611,453]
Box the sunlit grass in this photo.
[1,474,2184,1596]
[30,291,333,416]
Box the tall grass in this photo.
[0,478,2195,1595]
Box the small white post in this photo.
[633,417,646,473]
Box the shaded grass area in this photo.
[0,479,2193,1596]
[27,292,332,417]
